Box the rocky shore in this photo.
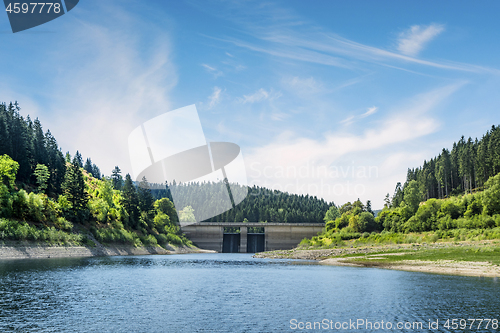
[0,240,214,260]
[255,241,500,277]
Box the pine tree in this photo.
[121,174,139,228]
[84,158,93,175]
[111,166,123,190]
[62,157,88,221]
[91,164,101,179]
[74,151,83,168]
[138,176,154,214]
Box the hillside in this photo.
[301,124,500,248]
[0,101,332,252]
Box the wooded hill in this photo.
[388,125,500,208]
[0,100,331,249]
[311,125,500,247]
[155,183,332,223]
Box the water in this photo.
[0,253,499,332]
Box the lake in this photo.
[0,253,499,332]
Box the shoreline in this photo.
[255,241,500,277]
[318,257,500,277]
[0,240,215,260]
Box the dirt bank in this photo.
[0,241,214,260]
[255,241,500,277]
[319,257,500,277]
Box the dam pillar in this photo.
[239,227,247,253]
[181,224,223,252]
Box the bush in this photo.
[483,173,500,215]
[439,200,462,219]
[95,227,136,245]
[11,190,28,220]
[54,217,73,231]
[89,198,109,223]
[0,218,81,244]
[155,233,169,245]
[141,234,158,246]
[166,233,183,245]
[27,192,44,222]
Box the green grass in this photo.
[300,227,500,249]
[342,244,500,266]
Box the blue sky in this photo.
[1,0,500,208]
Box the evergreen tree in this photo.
[138,176,155,214]
[111,166,123,190]
[84,158,93,175]
[62,157,89,221]
[91,164,101,179]
[121,174,139,228]
[74,151,83,168]
[34,164,50,193]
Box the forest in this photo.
[0,102,332,248]
[388,125,500,207]
[152,183,331,223]
[307,125,500,247]
[0,101,189,247]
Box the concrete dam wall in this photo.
[181,223,325,253]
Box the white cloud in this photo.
[397,24,445,57]
[283,76,324,96]
[35,4,177,177]
[238,88,282,104]
[208,86,222,109]
[219,23,500,74]
[244,83,463,208]
[202,63,223,78]
[340,115,355,125]
[340,106,378,126]
[360,106,378,118]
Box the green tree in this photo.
[74,151,83,168]
[121,174,139,227]
[97,177,114,207]
[324,205,340,222]
[138,177,154,214]
[111,166,123,190]
[179,206,195,223]
[154,197,178,222]
[483,172,500,215]
[403,180,422,214]
[34,164,50,193]
[84,158,93,174]
[62,157,89,221]
[0,154,19,189]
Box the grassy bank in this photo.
[299,227,500,249]
[0,217,192,250]
[340,242,500,266]
[256,238,500,277]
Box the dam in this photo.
[181,223,325,253]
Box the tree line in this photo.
[150,182,333,223]
[388,125,500,208]
[0,101,188,247]
[317,125,500,244]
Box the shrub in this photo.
[141,234,158,246]
[54,217,73,231]
[483,173,500,215]
[166,233,182,245]
[27,192,44,222]
[439,200,461,220]
[11,190,28,220]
